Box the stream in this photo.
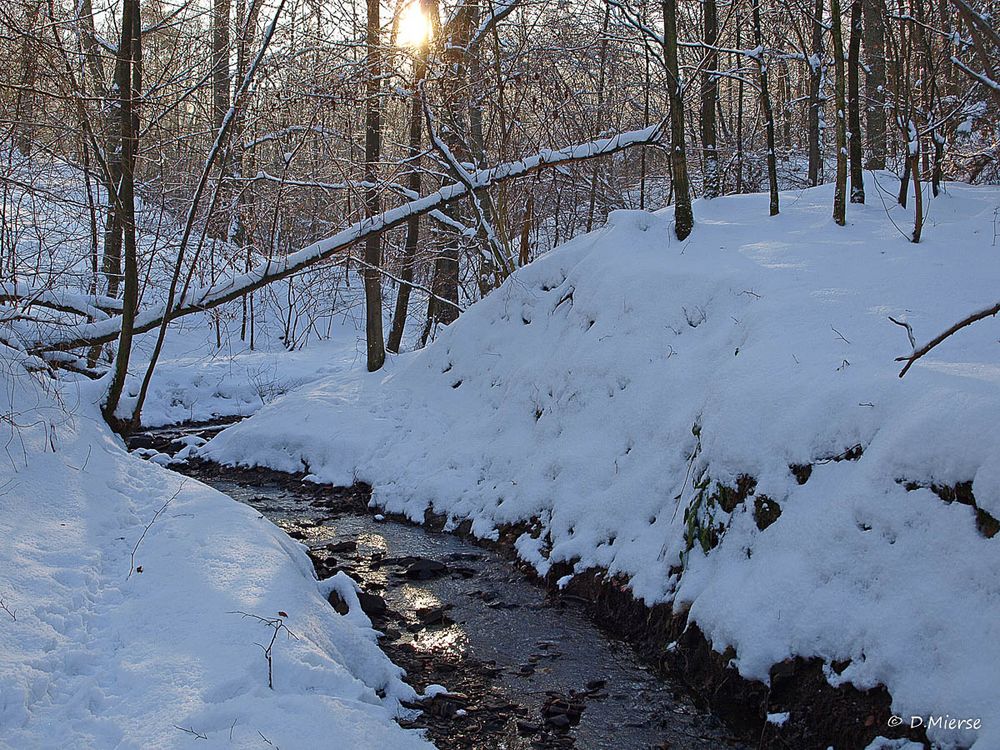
[131,424,745,750]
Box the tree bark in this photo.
[213,0,231,131]
[862,0,887,168]
[387,42,429,354]
[662,0,693,240]
[701,0,720,199]
[830,0,848,225]
[848,0,866,202]
[587,3,612,228]
[102,0,141,426]
[753,0,779,215]
[424,0,473,343]
[363,0,386,371]
[808,0,825,186]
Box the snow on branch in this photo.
[0,281,124,320]
[950,56,1000,93]
[466,0,521,52]
[26,122,666,354]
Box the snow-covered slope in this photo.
[0,349,431,749]
[205,176,1000,749]
[0,148,389,429]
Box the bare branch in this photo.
[896,302,1000,377]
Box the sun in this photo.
[397,0,431,48]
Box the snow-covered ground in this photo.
[201,175,1000,749]
[0,349,432,748]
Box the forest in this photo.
[1,0,998,746]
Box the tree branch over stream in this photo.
[24,122,666,355]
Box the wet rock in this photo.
[327,590,349,615]
[444,552,482,562]
[585,679,607,692]
[418,692,468,719]
[405,558,449,580]
[416,605,451,627]
[357,591,388,619]
[541,695,584,731]
[325,540,358,553]
[545,713,572,731]
[517,721,543,735]
[376,555,418,568]
[313,559,337,578]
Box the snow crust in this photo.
[0,351,430,749]
[205,177,1000,748]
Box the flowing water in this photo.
[133,424,745,750]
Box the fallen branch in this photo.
[173,725,208,740]
[888,315,916,348]
[128,480,187,579]
[896,301,1000,377]
[26,122,666,355]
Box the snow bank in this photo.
[204,176,1000,748]
[0,349,430,749]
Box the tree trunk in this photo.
[862,0,886,168]
[662,0,693,240]
[735,12,745,192]
[102,0,141,426]
[424,0,472,343]
[519,193,534,265]
[753,0,779,215]
[808,0,824,186]
[848,0,866,202]
[363,0,385,371]
[213,0,231,131]
[701,0,720,199]
[830,0,848,225]
[14,0,41,155]
[908,119,923,241]
[587,3,612,229]
[387,43,428,355]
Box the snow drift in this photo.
[0,349,430,749]
[205,176,1000,748]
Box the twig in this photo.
[0,596,16,621]
[888,316,916,348]
[128,480,186,579]
[173,725,208,740]
[896,301,1000,377]
[230,611,298,689]
[831,326,851,344]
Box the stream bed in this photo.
[132,425,745,750]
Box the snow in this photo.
[0,349,431,749]
[203,175,1000,749]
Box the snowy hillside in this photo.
[204,176,1000,749]
[0,149,390,427]
[0,348,431,749]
